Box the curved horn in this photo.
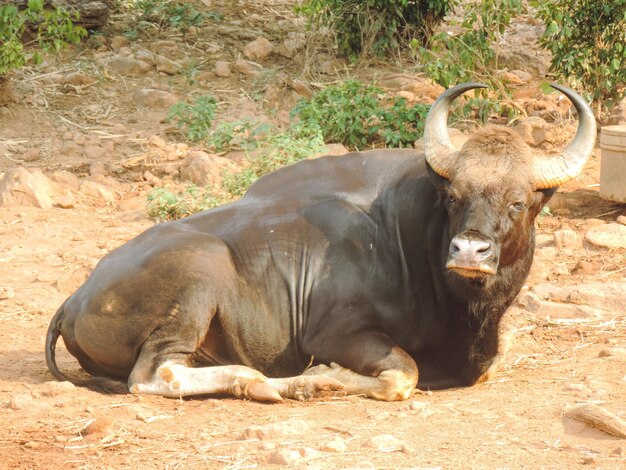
[424,82,489,178]
[532,84,597,189]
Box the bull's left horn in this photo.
[532,84,596,189]
[424,82,489,178]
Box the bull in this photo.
[45,83,596,402]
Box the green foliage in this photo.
[222,125,325,197]
[167,95,218,142]
[135,0,218,34]
[533,0,626,115]
[146,185,229,222]
[207,120,270,152]
[0,0,86,76]
[416,0,524,121]
[299,0,458,59]
[293,80,429,148]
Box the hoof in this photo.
[247,382,283,403]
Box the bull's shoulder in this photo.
[243,149,422,201]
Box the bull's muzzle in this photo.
[446,235,497,277]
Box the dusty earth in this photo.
[1,1,625,468]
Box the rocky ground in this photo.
[0,1,625,468]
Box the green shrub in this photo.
[293,80,429,148]
[167,95,218,142]
[136,0,217,33]
[146,185,229,221]
[416,0,524,121]
[207,120,271,152]
[0,0,86,76]
[222,125,325,197]
[533,0,626,116]
[299,0,458,59]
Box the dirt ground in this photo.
[1,1,625,468]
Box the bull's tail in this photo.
[45,301,128,394]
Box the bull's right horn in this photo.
[424,82,489,179]
[531,84,596,189]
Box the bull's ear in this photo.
[530,187,557,216]
[426,161,450,193]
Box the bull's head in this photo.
[424,83,596,284]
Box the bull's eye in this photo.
[448,194,457,204]
[510,202,525,211]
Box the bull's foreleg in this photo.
[128,362,345,402]
[303,330,419,401]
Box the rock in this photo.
[180,151,237,187]
[514,116,552,146]
[50,171,81,189]
[19,148,40,162]
[585,223,626,249]
[378,74,444,102]
[106,55,152,76]
[243,37,274,61]
[320,437,347,453]
[318,58,347,75]
[618,215,626,226]
[110,35,129,51]
[498,71,524,85]
[54,267,90,294]
[0,167,55,209]
[364,434,411,453]
[264,449,303,466]
[6,393,33,410]
[510,70,533,83]
[83,416,114,438]
[215,61,231,78]
[83,144,107,160]
[154,54,182,75]
[598,348,626,359]
[554,229,581,250]
[241,418,310,440]
[606,96,626,125]
[79,180,117,204]
[234,59,259,76]
[520,282,626,319]
[133,49,156,66]
[499,49,550,77]
[40,381,76,397]
[564,404,626,438]
[63,72,98,87]
[61,0,110,30]
[133,88,179,109]
[278,32,306,59]
[0,287,15,300]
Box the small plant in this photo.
[207,120,270,152]
[0,0,86,76]
[222,125,325,197]
[299,0,458,59]
[293,80,429,148]
[136,0,212,34]
[146,185,230,221]
[416,0,525,121]
[533,0,626,117]
[167,95,218,142]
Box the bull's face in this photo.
[424,83,596,284]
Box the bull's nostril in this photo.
[477,244,491,254]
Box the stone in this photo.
[318,58,347,75]
[585,223,626,249]
[510,70,533,83]
[83,416,114,437]
[554,229,582,250]
[264,449,303,466]
[618,215,626,226]
[320,437,347,453]
[243,37,274,61]
[19,148,40,162]
[0,287,15,300]
[241,418,310,440]
[79,180,117,204]
[133,89,179,108]
[0,167,55,209]
[110,35,129,51]
[180,151,237,187]
[154,54,182,75]
[234,59,259,76]
[215,61,231,78]
[365,434,411,453]
[106,55,152,76]
[63,72,98,87]
[6,393,33,410]
[134,49,156,66]
[40,381,76,397]
[83,144,107,160]
[278,32,306,59]
[514,116,552,147]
